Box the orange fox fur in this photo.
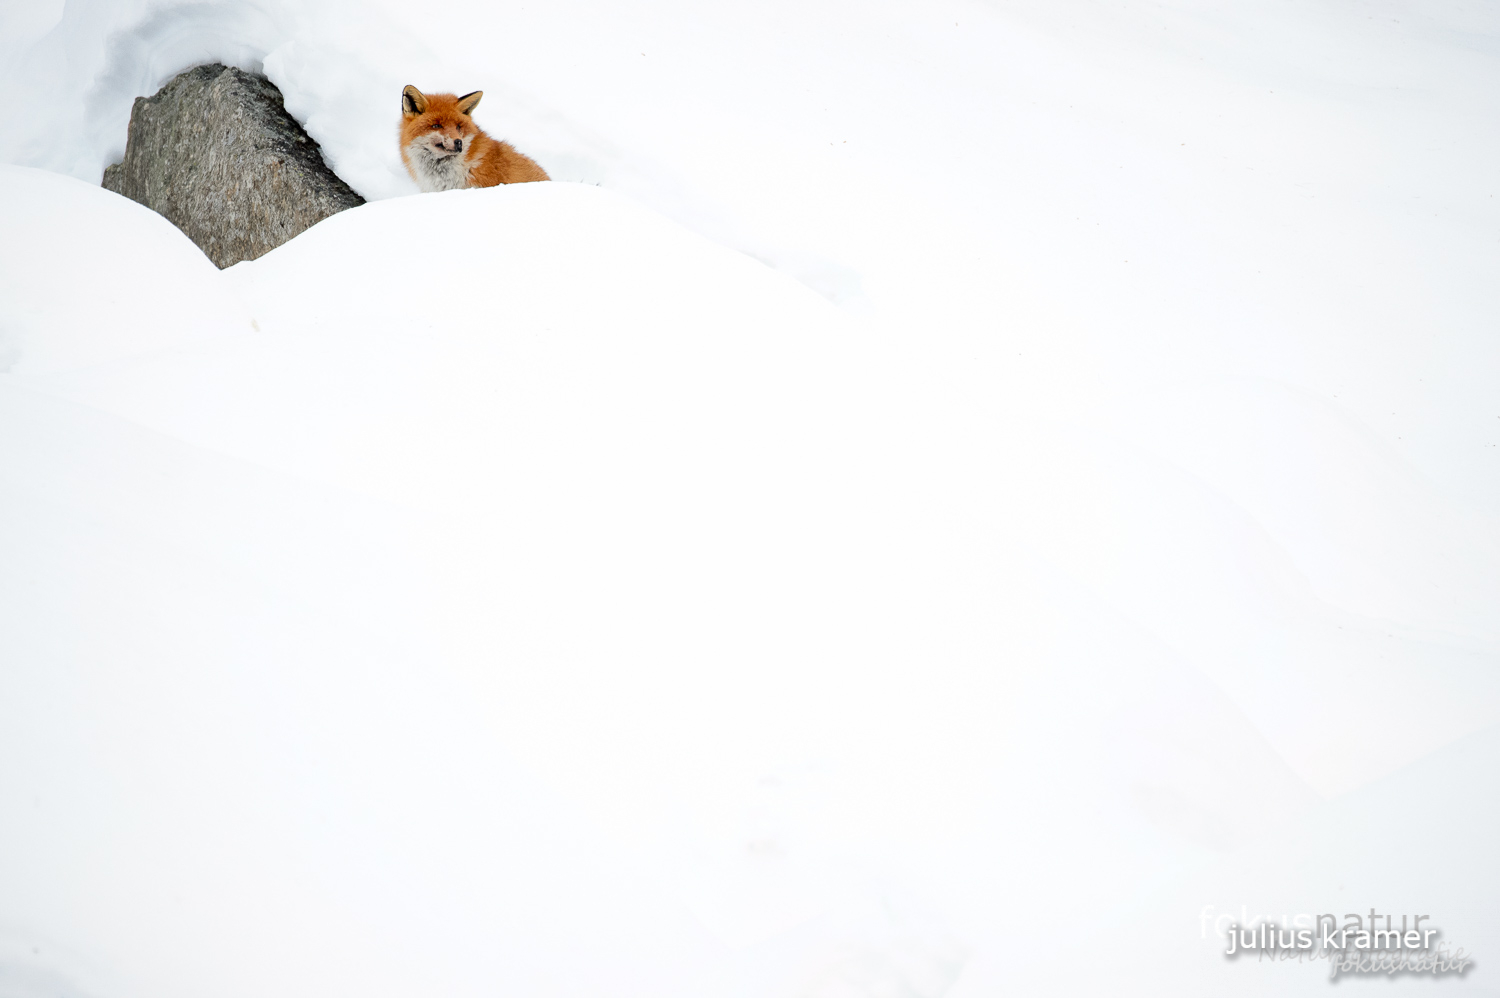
[399,85,548,192]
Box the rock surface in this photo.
[103,64,364,268]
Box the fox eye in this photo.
[430,122,440,129]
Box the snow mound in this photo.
[33,180,853,512]
[0,166,249,375]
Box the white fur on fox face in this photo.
[406,137,472,192]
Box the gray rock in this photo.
[103,63,364,268]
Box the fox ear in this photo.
[401,85,428,116]
[456,90,483,115]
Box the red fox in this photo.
[399,85,548,191]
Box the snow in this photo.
[0,167,251,374]
[2,0,1499,995]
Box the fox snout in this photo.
[433,136,463,154]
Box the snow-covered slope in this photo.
[2,1,1498,995]
[0,167,251,374]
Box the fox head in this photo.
[400,85,483,159]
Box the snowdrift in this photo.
[3,0,1500,993]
